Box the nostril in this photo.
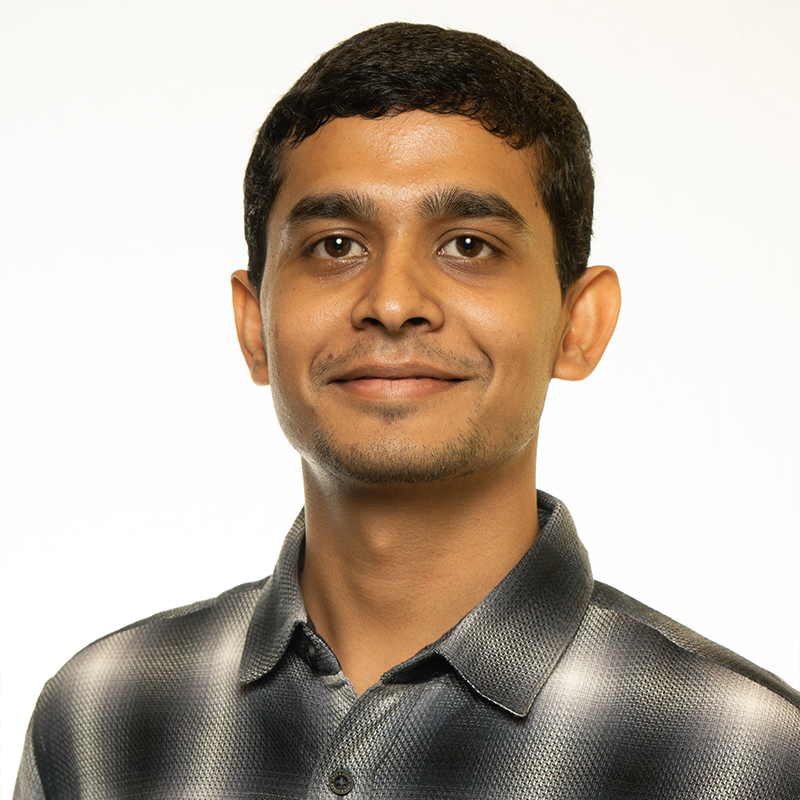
[360,316,430,329]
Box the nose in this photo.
[350,249,445,333]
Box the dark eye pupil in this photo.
[457,236,481,256]
[324,236,351,257]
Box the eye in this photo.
[310,236,366,259]
[439,235,496,259]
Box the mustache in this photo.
[310,337,491,384]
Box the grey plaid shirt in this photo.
[15,492,800,799]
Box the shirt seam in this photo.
[590,585,800,712]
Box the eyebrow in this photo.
[284,191,379,232]
[281,186,529,234]
[420,187,529,232]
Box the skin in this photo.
[233,111,620,695]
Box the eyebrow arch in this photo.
[284,191,379,232]
[420,187,529,232]
[282,186,530,236]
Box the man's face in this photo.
[260,111,569,485]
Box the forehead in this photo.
[270,111,548,229]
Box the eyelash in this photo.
[438,235,497,260]
[307,234,499,261]
[308,236,367,260]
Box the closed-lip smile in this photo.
[329,361,469,400]
[332,362,467,382]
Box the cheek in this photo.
[464,292,563,400]
[266,285,350,381]
[263,285,299,388]
[457,291,552,357]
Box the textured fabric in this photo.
[14,491,800,799]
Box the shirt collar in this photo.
[238,492,593,718]
[238,510,308,684]
[422,491,593,716]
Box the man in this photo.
[15,22,800,799]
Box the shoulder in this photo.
[103,577,269,640]
[572,580,800,777]
[21,578,272,799]
[35,577,270,717]
[588,581,800,711]
[75,577,267,652]
[538,581,800,793]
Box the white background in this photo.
[2,0,798,793]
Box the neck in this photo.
[298,451,539,695]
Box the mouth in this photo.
[329,362,468,400]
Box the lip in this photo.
[329,361,468,401]
[333,376,462,401]
[331,361,468,382]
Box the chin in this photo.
[309,428,490,485]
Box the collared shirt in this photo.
[14,492,800,799]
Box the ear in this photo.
[231,270,269,386]
[552,265,621,381]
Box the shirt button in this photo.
[328,768,354,795]
[303,640,317,670]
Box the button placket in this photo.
[308,681,425,798]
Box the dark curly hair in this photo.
[244,22,593,296]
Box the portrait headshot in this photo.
[2,1,799,798]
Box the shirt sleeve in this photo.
[13,717,46,800]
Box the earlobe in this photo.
[231,270,270,386]
[552,265,621,382]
